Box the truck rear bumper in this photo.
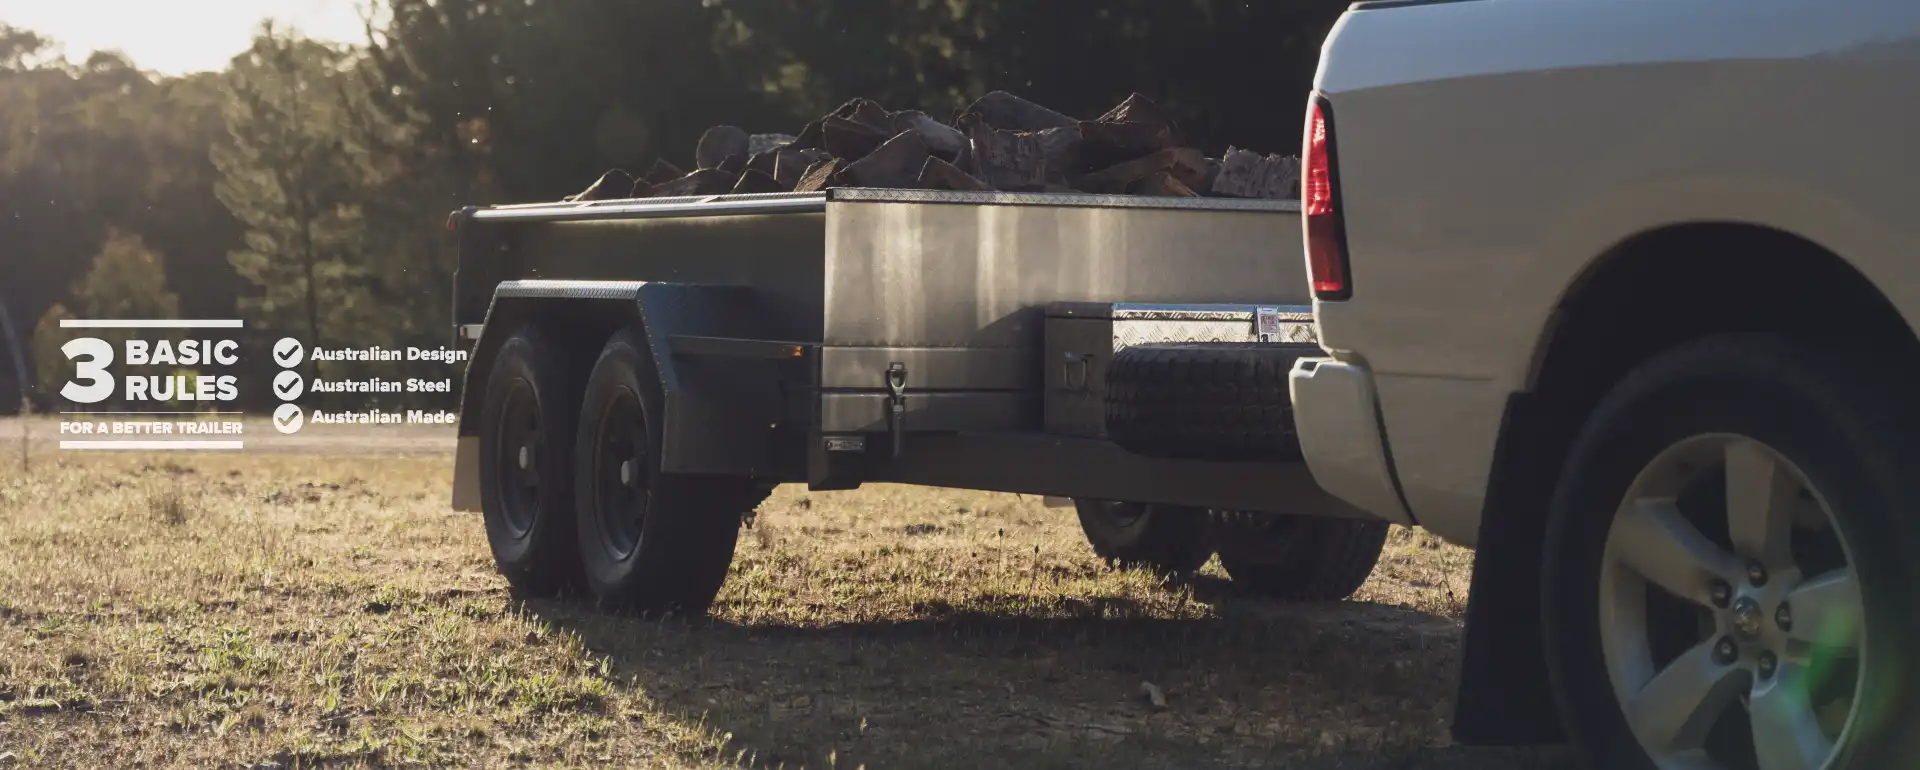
[1288,357,1415,525]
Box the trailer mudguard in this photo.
[451,280,795,512]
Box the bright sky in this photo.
[0,0,371,75]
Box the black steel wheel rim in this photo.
[593,385,649,560]
[492,379,543,537]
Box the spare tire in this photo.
[1105,342,1319,461]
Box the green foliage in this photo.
[71,230,182,321]
[0,24,241,409]
[28,231,181,403]
[213,25,368,355]
[29,303,73,401]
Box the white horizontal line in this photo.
[60,440,245,451]
[59,319,244,329]
[60,412,245,416]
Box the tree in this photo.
[29,230,181,407]
[213,24,376,370]
[68,229,181,321]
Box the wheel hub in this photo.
[1730,597,1764,640]
[592,386,649,560]
[1597,433,1865,769]
[518,445,532,470]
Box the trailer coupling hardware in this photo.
[886,362,909,460]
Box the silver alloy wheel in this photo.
[1600,434,1866,770]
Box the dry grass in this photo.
[0,448,1574,769]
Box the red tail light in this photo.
[1303,96,1350,301]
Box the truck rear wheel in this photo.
[573,328,768,616]
[1543,336,1920,770]
[478,325,585,597]
[1073,499,1213,575]
[1211,511,1387,601]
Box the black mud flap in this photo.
[1451,391,1568,746]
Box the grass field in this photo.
[0,431,1575,768]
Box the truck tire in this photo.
[573,328,769,616]
[1210,511,1388,601]
[1073,499,1213,575]
[1104,342,1315,461]
[1542,335,1920,770]
[478,325,585,597]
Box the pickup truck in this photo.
[444,187,1391,615]
[1298,0,1920,767]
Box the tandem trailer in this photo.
[447,187,1391,612]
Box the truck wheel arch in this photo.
[1453,222,1920,747]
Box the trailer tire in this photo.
[1104,342,1315,461]
[478,324,586,597]
[1210,511,1387,601]
[574,328,769,616]
[1073,499,1214,575]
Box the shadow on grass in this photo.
[527,590,1576,770]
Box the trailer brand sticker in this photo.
[1256,306,1284,343]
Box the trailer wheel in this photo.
[1073,499,1213,575]
[1542,336,1920,770]
[574,328,768,616]
[478,324,585,596]
[1210,511,1387,601]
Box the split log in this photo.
[1128,170,1198,197]
[961,114,1081,191]
[775,148,830,189]
[891,111,968,159]
[792,158,844,193]
[958,91,1077,132]
[647,169,738,197]
[1195,157,1223,196]
[749,133,797,156]
[746,150,780,178]
[561,91,1298,204]
[565,169,637,202]
[822,116,894,161]
[829,97,894,130]
[1095,93,1184,146]
[916,157,992,191]
[789,120,825,152]
[1076,120,1176,167]
[731,169,787,194]
[1072,147,1206,194]
[1210,148,1300,199]
[841,130,931,188]
[695,126,751,170]
[642,159,685,185]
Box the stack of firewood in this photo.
[564,91,1299,202]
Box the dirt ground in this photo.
[0,420,1575,768]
